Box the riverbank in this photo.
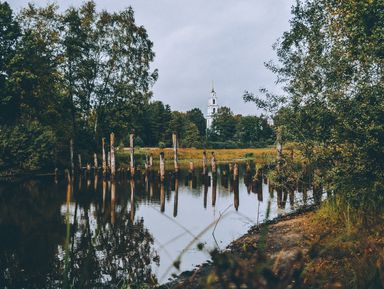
[0,147,274,178]
[160,202,384,289]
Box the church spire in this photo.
[206,82,219,129]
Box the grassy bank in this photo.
[161,200,383,289]
[117,147,275,169]
[302,199,384,289]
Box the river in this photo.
[0,163,321,288]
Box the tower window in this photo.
[213,108,215,113]
[213,99,215,104]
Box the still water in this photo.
[0,164,320,288]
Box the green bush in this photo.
[244,152,254,158]
[158,141,166,149]
[0,121,56,174]
[135,136,144,147]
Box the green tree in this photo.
[235,115,273,147]
[0,2,67,173]
[210,106,238,142]
[141,101,171,146]
[0,1,21,123]
[20,1,158,145]
[0,1,158,173]
[181,122,201,148]
[186,108,206,137]
[246,0,384,209]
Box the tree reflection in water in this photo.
[0,164,321,288]
[61,179,159,289]
[0,178,159,289]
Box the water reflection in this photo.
[173,179,179,217]
[0,163,323,288]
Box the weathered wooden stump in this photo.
[211,151,217,174]
[173,178,179,217]
[130,130,135,177]
[202,150,208,176]
[70,139,74,177]
[102,137,107,177]
[110,132,116,179]
[159,152,165,182]
[233,162,239,181]
[172,132,179,174]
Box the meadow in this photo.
[117,147,275,169]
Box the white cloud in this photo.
[8,0,295,115]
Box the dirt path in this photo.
[160,210,316,289]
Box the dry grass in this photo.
[303,199,384,289]
[118,147,275,168]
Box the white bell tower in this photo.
[206,82,219,129]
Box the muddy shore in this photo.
[159,205,317,289]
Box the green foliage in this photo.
[0,1,158,174]
[0,1,275,175]
[139,101,172,146]
[135,136,144,147]
[208,107,274,147]
[158,141,166,149]
[246,0,384,211]
[235,115,274,146]
[180,122,201,148]
[0,121,56,174]
[209,106,237,141]
[186,108,206,136]
[0,1,21,123]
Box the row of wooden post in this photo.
[69,131,221,182]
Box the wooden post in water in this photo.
[70,139,74,177]
[130,179,135,222]
[189,161,194,175]
[145,154,149,172]
[65,169,72,202]
[159,152,165,182]
[130,130,135,177]
[202,151,208,176]
[102,137,107,177]
[211,151,217,174]
[94,172,98,191]
[78,154,82,172]
[212,174,217,207]
[149,154,153,170]
[204,177,208,209]
[54,168,59,184]
[86,163,91,179]
[111,180,116,225]
[172,132,179,174]
[102,179,107,212]
[233,163,239,181]
[65,169,71,183]
[276,126,283,170]
[234,180,239,211]
[160,182,165,212]
[108,152,111,172]
[94,153,98,171]
[173,178,179,217]
[110,132,116,179]
[246,161,251,174]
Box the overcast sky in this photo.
[9,0,294,116]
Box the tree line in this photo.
[0,1,273,175]
[246,0,384,211]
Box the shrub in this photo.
[0,121,56,174]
